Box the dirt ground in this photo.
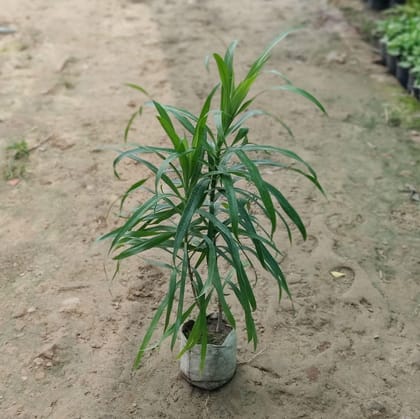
[1,0,419,418]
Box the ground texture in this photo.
[1,0,420,418]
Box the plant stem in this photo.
[207,158,220,327]
[186,248,198,301]
[216,301,223,333]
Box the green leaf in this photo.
[272,85,327,114]
[119,178,148,211]
[212,263,235,327]
[231,76,258,114]
[213,53,231,97]
[237,200,268,269]
[204,54,211,72]
[177,294,211,360]
[189,85,219,189]
[155,150,192,194]
[232,127,249,146]
[173,179,210,261]
[213,53,233,127]
[231,29,299,112]
[228,108,293,138]
[225,277,257,346]
[259,245,291,300]
[162,104,198,135]
[224,40,238,72]
[235,150,276,235]
[164,268,179,331]
[114,151,181,198]
[198,209,257,311]
[124,107,142,143]
[171,249,187,350]
[133,293,169,369]
[247,29,300,79]
[153,101,182,150]
[228,109,266,134]
[264,69,293,84]
[236,98,255,115]
[114,232,174,259]
[230,144,319,179]
[265,182,307,240]
[125,83,150,97]
[192,84,218,148]
[109,194,163,249]
[221,174,239,237]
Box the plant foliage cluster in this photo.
[376,2,420,84]
[3,140,29,180]
[101,32,325,369]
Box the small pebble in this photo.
[59,297,81,313]
[35,370,45,380]
[33,357,43,366]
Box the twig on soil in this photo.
[237,346,267,365]
[399,184,420,202]
[28,134,54,153]
[57,285,90,292]
[204,395,210,417]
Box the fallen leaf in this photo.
[411,192,420,202]
[7,178,21,186]
[330,271,346,279]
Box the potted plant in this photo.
[101,31,326,390]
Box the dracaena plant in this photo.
[101,31,326,369]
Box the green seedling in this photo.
[3,140,30,180]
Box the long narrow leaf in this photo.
[164,268,179,331]
[221,174,239,237]
[235,150,276,235]
[124,107,142,143]
[198,209,257,310]
[126,83,150,96]
[119,178,148,211]
[114,232,174,259]
[153,101,182,150]
[171,248,187,350]
[133,293,169,369]
[173,179,210,261]
[265,182,306,239]
[272,85,327,114]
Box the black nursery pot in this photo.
[413,86,420,101]
[379,40,387,65]
[396,62,410,89]
[407,70,419,94]
[390,0,405,5]
[368,0,390,10]
[386,52,399,75]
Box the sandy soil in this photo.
[1,0,420,418]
